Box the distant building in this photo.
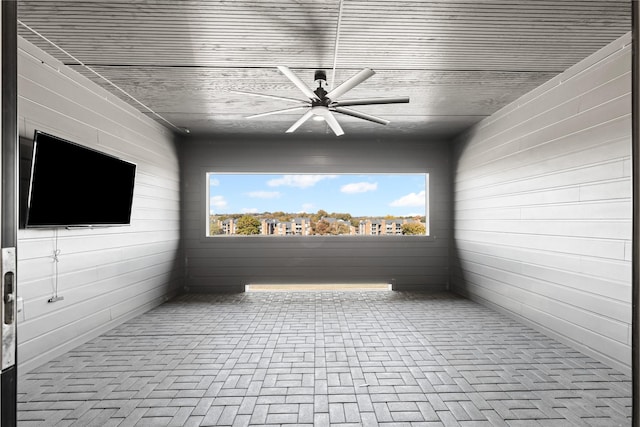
[359,218,425,235]
[359,219,382,235]
[262,217,311,236]
[262,219,278,235]
[290,217,312,235]
[220,218,237,235]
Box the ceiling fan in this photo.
[231,66,409,136]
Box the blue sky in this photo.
[208,173,427,217]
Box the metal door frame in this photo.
[1,1,18,426]
[632,3,639,426]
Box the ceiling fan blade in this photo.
[277,66,320,101]
[332,96,410,107]
[286,110,315,133]
[229,89,309,104]
[326,68,375,100]
[332,106,390,125]
[313,107,344,136]
[247,105,309,119]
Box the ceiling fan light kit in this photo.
[233,66,409,136]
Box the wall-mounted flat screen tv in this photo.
[25,131,136,228]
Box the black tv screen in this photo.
[25,131,136,228]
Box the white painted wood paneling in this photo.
[451,33,632,374]
[16,37,182,374]
[16,1,630,137]
[181,135,450,292]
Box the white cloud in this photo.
[209,178,220,186]
[341,181,378,194]
[267,174,338,189]
[390,190,426,207]
[246,191,281,199]
[241,208,259,214]
[300,203,314,213]
[210,195,228,212]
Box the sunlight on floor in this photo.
[245,283,392,292]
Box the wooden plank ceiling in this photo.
[17,1,631,139]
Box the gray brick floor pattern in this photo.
[18,291,630,426]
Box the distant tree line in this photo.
[210,209,426,236]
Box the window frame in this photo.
[204,172,430,238]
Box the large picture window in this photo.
[206,173,429,237]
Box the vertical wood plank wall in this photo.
[451,33,632,373]
[17,38,182,373]
[180,136,450,292]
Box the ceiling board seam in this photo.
[64,63,565,74]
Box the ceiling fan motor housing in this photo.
[314,70,327,82]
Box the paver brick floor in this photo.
[17,291,631,426]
